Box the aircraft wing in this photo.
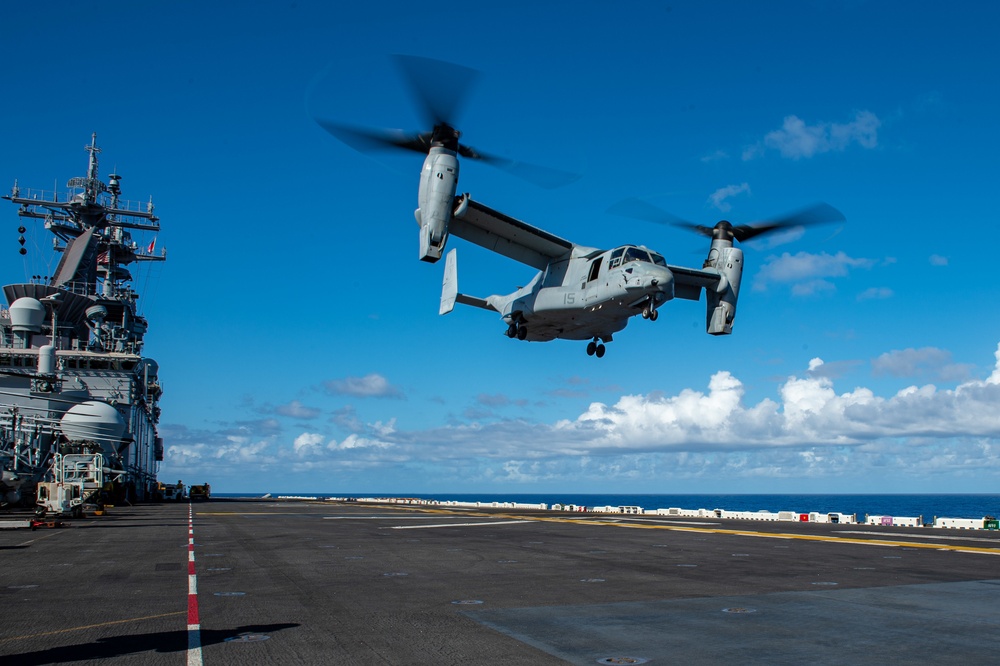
[667,264,722,301]
[450,197,574,270]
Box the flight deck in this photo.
[2,498,998,664]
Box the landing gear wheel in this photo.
[649,308,658,321]
[516,325,527,341]
[642,306,650,319]
[595,344,606,358]
[586,341,597,356]
[505,324,517,338]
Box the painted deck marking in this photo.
[187,503,203,666]
[374,505,1000,555]
[389,520,531,530]
[0,611,185,644]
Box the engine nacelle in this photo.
[415,148,459,262]
[704,245,743,335]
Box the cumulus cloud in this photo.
[872,347,974,382]
[162,421,281,478]
[293,432,325,457]
[160,344,1000,490]
[330,405,363,432]
[753,251,876,293]
[477,393,509,407]
[558,347,1000,451]
[708,182,751,212]
[274,400,322,419]
[743,110,881,160]
[806,358,863,380]
[929,254,948,266]
[323,373,403,399]
[327,433,393,450]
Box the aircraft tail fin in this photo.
[440,249,497,315]
[440,249,459,314]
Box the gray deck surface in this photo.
[1,499,998,664]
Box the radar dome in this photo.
[60,401,126,447]
[9,297,46,332]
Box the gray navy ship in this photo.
[0,135,164,512]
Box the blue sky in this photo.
[3,1,999,494]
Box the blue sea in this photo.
[217,493,1000,520]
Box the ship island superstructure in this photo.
[0,135,165,510]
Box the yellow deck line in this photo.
[0,611,186,644]
[368,504,1000,555]
[198,503,1000,556]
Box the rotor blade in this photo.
[734,203,845,242]
[606,197,707,232]
[464,146,581,189]
[316,119,430,155]
[392,55,479,127]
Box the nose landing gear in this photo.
[641,304,659,321]
[586,340,606,358]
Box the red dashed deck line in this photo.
[187,503,203,666]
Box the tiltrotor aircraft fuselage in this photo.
[317,56,842,357]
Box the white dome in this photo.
[9,297,45,332]
[60,401,126,445]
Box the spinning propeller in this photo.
[608,199,845,243]
[314,55,579,189]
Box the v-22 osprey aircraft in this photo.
[318,56,844,358]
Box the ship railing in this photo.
[9,187,158,228]
[10,187,154,215]
[0,412,60,474]
[8,186,63,203]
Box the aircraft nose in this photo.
[648,265,674,290]
[645,267,675,301]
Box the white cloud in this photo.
[857,287,893,301]
[872,347,974,382]
[806,357,862,380]
[328,433,392,450]
[700,149,729,163]
[293,432,325,457]
[324,373,403,399]
[557,345,1000,451]
[275,400,322,419]
[743,111,881,160]
[753,251,876,293]
[159,344,1000,491]
[477,393,511,407]
[990,345,1000,385]
[708,182,751,212]
[929,254,948,266]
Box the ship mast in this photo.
[3,133,165,354]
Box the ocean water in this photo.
[218,493,1000,520]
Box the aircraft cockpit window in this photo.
[609,247,625,268]
[650,252,666,266]
[624,247,651,264]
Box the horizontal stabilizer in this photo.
[456,293,495,311]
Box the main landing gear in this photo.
[586,340,606,358]
[641,304,659,321]
[506,321,528,341]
